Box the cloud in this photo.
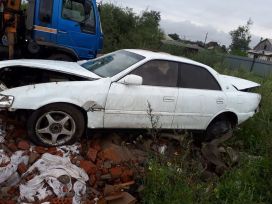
[160,19,260,47]
[104,0,269,47]
[160,20,231,45]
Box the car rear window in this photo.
[180,63,221,90]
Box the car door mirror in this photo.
[119,74,143,86]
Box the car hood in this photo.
[220,75,260,90]
[0,59,101,79]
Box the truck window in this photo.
[62,0,96,33]
[39,0,54,23]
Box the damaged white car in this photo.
[0,49,261,146]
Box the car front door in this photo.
[104,60,179,129]
[172,63,226,130]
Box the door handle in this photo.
[216,97,224,104]
[163,96,175,102]
[58,30,68,34]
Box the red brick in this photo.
[110,167,123,179]
[121,169,134,183]
[17,163,28,175]
[2,200,17,204]
[80,160,97,175]
[103,148,121,163]
[7,143,17,152]
[48,147,57,154]
[54,150,64,157]
[96,159,104,168]
[34,146,48,154]
[92,143,102,152]
[89,174,96,186]
[7,186,17,195]
[87,148,98,162]
[97,151,105,160]
[101,167,109,175]
[17,140,30,150]
[50,197,73,204]
[12,129,27,139]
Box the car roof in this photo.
[125,49,205,67]
[124,49,220,77]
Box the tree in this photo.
[100,4,163,52]
[229,19,253,56]
[168,33,180,41]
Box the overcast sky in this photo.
[103,0,272,47]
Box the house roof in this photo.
[161,40,204,51]
[253,38,272,50]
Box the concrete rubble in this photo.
[0,116,239,203]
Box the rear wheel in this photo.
[205,119,233,142]
[27,104,85,146]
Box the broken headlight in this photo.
[0,94,14,108]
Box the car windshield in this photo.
[81,50,145,77]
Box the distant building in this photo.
[248,39,272,61]
[161,39,204,54]
[206,41,220,50]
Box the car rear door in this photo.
[104,60,179,129]
[172,63,226,130]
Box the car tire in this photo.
[27,104,85,147]
[204,118,233,142]
[48,53,74,62]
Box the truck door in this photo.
[33,0,57,44]
[57,0,101,59]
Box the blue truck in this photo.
[0,0,103,61]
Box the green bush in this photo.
[142,158,194,204]
[209,155,272,204]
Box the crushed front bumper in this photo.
[0,94,14,109]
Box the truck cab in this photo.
[1,0,103,60]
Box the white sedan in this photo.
[0,49,261,146]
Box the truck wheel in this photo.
[48,53,74,62]
[27,104,85,147]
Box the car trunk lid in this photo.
[220,75,260,91]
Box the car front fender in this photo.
[1,80,111,111]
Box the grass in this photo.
[142,50,272,204]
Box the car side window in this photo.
[62,0,96,33]
[39,0,53,23]
[130,60,179,87]
[180,63,221,90]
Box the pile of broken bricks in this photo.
[0,116,239,204]
[0,121,147,204]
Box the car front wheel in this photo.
[27,104,85,146]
